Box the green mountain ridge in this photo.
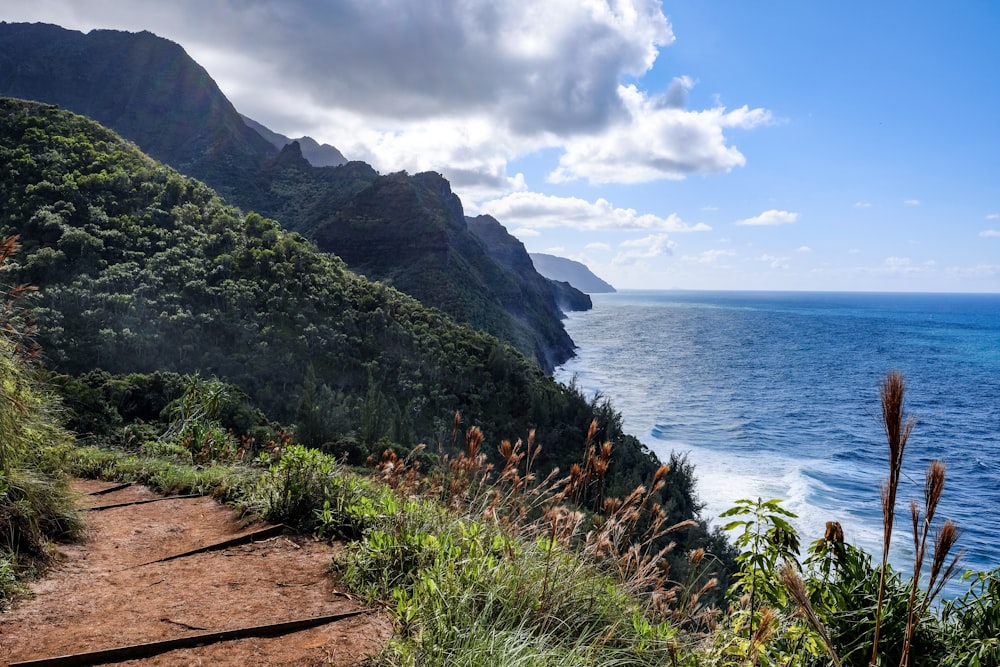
[0,21,583,372]
[0,96,729,580]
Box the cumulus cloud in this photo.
[735,209,799,226]
[980,229,1000,238]
[854,200,872,208]
[586,242,612,251]
[904,199,921,206]
[986,213,1000,220]
[613,234,676,265]
[7,1,772,198]
[479,192,711,231]
[797,246,812,252]
[549,84,772,184]
[510,227,540,237]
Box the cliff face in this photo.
[312,177,579,372]
[529,253,616,294]
[0,22,579,372]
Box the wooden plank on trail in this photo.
[126,523,287,569]
[8,610,371,667]
[85,494,200,511]
[85,482,132,496]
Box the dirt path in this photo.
[0,480,391,666]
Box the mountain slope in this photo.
[0,22,579,371]
[0,22,275,200]
[530,253,616,293]
[0,97,734,588]
[311,175,580,371]
[0,98,579,452]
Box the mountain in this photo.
[466,214,591,331]
[0,22,580,371]
[310,175,581,372]
[241,114,347,167]
[529,253,616,293]
[0,21,275,203]
[0,97,735,568]
[0,97,593,456]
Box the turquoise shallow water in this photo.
[555,290,1000,584]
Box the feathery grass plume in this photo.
[871,370,915,666]
[750,606,778,666]
[901,459,945,663]
[781,561,843,667]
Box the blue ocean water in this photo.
[555,291,1000,583]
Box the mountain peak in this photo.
[241,114,347,168]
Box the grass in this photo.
[10,372,1000,666]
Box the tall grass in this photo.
[0,235,84,604]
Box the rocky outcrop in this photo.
[241,114,347,167]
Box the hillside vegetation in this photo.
[0,97,729,577]
[0,22,585,371]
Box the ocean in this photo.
[554,290,1000,584]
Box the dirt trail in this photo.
[0,480,391,666]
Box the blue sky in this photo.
[7,1,1000,291]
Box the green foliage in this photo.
[722,498,801,608]
[941,567,1000,666]
[804,536,946,666]
[0,99,726,583]
[332,489,686,667]
[0,234,83,604]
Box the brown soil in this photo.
[0,480,392,666]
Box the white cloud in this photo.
[757,254,789,269]
[848,248,862,255]
[511,227,541,237]
[682,249,736,264]
[797,246,812,252]
[980,229,1000,238]
[986,213,1000,220]
[479,192,711,231]
[883,256,916,273]
[549,83,772,184]
[586,242,612,252]
[904,199,921,206]
[854,200,872,208]
[702,205,720,211]
[735,209,799,226]
[5,1,773,198]
[946,264,1000,279]
[613,234,676,265]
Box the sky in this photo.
[5,1,1000,292]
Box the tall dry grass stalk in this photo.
[781,561,843,667]
[898,459,963,666]
[871,370,914,666]
[373,413,717,630]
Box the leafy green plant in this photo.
[941,566,1000,666]
[722,498,800,612]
